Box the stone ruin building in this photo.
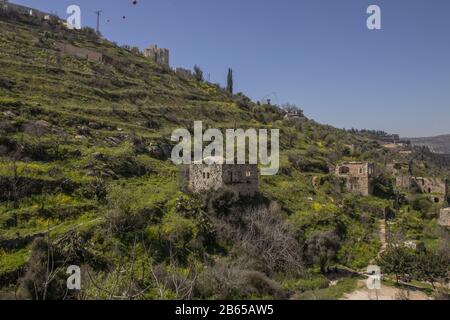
[439,208,450,227]
[335,162,374,196]
[387,161,448,204]
[396,176,447,204]
[144,44,170,67]
[181,157,259,197]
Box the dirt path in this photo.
[342,280,431,300]
[373,219,387,263]
[342,219,430,300]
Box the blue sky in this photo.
[12,0,450,137]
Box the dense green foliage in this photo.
[0,15,448,300]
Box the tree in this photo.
[226,68,233,94]
[377,246,415,285]
[305,231,340,273]
[413,251,449,290]
[193,65,204,82]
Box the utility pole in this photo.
[94,10,102,34]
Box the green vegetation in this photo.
[0,14,448,300]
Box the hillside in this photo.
[0,13,448,300]
[409,135,450,155]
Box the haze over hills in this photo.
[408,135,450,155]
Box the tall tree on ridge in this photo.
[227,68,233,94]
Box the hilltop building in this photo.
[439,208,450,227]
[144,44,169,67]
[181,157,259,197]
[0,0,58,21]
[335,162,374,196]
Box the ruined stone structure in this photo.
[387,162,410,178]
[283,111,304,121]
[396,176,447,203]
[175,68,194,80]
[144,44,169,67]
[409,177,447,195]
[0,0,57,21]
[181,158,259,197]
[439,208,450,227]
[335,162,374,196]
[57,43,104,63]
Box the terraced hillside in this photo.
[0,14,448,300]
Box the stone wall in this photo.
[182,163,259,197]
[57,43,104,63]
[222,164,259,197]
[409,177,447,195]
[439,208,450,227]
[396,175,411,190]
[335,162,374,196]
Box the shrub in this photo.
[373,174,395,199]
[193,65,204,82]
[304,231,340,273]
[160,213,198,250]
[78,179,107,202]
[289,155,329,174]
[377,246,416,284]
[17,238,67,300]
[195,262,286,299]
[105,186,145,234]
[213,204,304,276]
[411,196,433,215]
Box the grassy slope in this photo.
[0,17,447,299]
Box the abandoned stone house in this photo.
[439,208,450,227]
[0,0,57,21]
[335,162,374,196]
[181,158,259,197]
[56,43,109,64]
[144,44,170,67]
[396,176,447,204]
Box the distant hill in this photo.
[408,134,450,154]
